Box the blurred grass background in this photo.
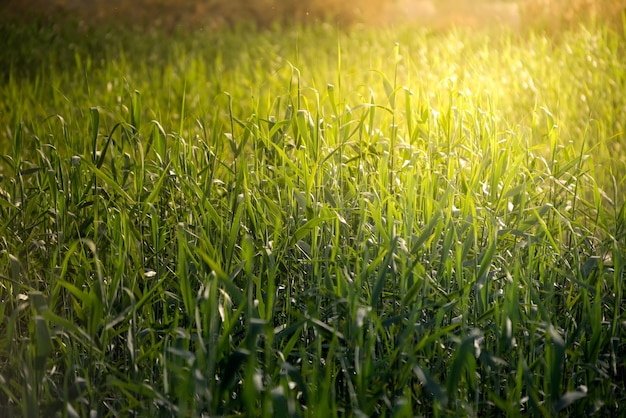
[1,0,625,32]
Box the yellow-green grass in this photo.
[0,18,625,417]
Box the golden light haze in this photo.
[0,0,624,31]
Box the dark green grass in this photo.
[0,19,625,417]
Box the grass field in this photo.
[1,12,625,417]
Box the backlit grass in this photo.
[0,18,625,417]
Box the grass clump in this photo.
[0,18,625,417]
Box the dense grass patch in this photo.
[1,19,625,417]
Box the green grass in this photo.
[0,18,625,417]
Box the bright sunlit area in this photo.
[1,0,625,416]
